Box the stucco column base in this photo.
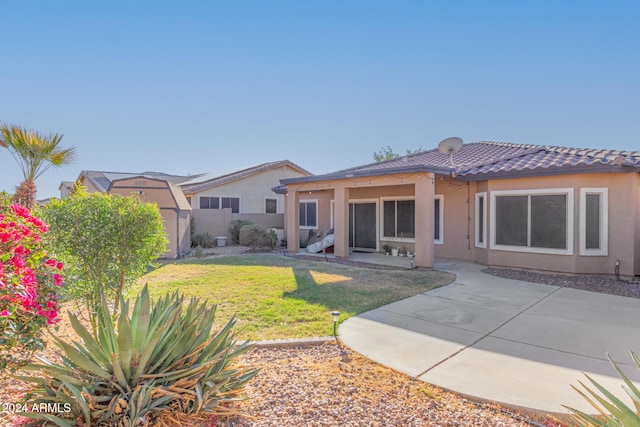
[415,173,435,268]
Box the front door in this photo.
[349,202,377,250]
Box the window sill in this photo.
[490,244,573,256]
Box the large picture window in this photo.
[490,189,574,255]
[300,200,317,229]
[579,188,608,256]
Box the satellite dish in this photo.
[437,137,463,168]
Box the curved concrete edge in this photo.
[339,260,640,415]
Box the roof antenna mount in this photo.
[437,137,463,169]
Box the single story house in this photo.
[278,141,640,278]
[181,160,311,240]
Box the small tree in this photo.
[0,123,76,209]
[373,145,424,162]
[41,187,167,330]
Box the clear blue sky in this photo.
[1,1,639,200]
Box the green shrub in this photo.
[565,351,640,426]
[192,232,215,248]
[228,219,252,245]
[41,187,167,330]
[239,224,277,249]
[19,286,257,426]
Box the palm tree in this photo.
[0,123,77,208]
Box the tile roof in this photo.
[460,143,640,178]
[280,141,640,185]
[180,160,311,193]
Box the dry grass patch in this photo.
[132,254,454,341]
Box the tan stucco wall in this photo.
[187,167,307,213]
[433,177,474,261]
[475,172,638,277]
[192,209,284,239]
[285,170,639,276]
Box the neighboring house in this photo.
[58,181,75,199]
[181,160,312,241]
[69,171,202,258]
[278,141,640,278]
[63,161,312,257]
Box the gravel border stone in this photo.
[483,267,640,299]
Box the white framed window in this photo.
[299,199,318,229]
[379,196,443,243]
[434,195,444,245]
[330,200,334,228]
[490,188,574,255]
[265,198,277,214]
[475,192,487,248]
[199,196,240,213]
[579,188,608,256]
[381,197,415,240]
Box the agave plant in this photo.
[565,351,640,427]
[18,286,257,426]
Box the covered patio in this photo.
[281,170,448,269]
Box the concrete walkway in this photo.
[339,259,640,414]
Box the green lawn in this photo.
[132,254,455,341]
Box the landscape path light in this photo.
[331,311,340,339]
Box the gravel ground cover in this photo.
[6,254,609,427]
[0,321,546,427]
[216,342,539,427]
[483,268,640,299]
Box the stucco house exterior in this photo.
[72,171,198,258]
[278,141,640,278]
[181,160,311,240]
[63,161,311,257]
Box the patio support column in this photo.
[415,173,435,268]
[285,188,300,254]
[334,185,350,258]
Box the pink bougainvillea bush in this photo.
[0,203,64,370]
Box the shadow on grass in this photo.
[175,253,454,316]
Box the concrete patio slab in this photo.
[419,336,640,413]
[339,259,640,414]
[341,311,483,377]
[378,293,521,334]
